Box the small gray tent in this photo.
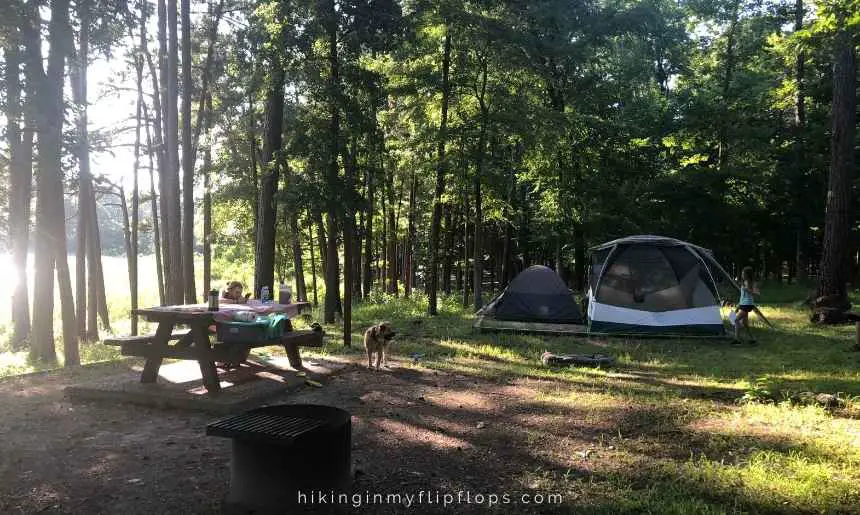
[475,266,584,333]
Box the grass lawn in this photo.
[293,288,860,514]
[1,283,859,513]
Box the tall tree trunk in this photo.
[314,210,328,278]
[200,93,213,297]
[309,222,319,307]
[793,0,807,284]
[405,170,416,297]
[5,39,33,350]
[520,182,530,268]
[141,9,167,300]
[26,0,78,364]
[113,185,135,319]
[386,160,397,295]
[324,0,340,324]
[573,223,585,291]
[501,172,513,288]
[165,0,183,304]
[180,0,195,302]
[362,161,374,297]
[285,162,307,302]
[428,30,451,316]
[381,180,387,290]
[143,103,166,305]
[473,61,488,311]
[253,48,285,299]
[473,172,483,310]
[462,163,470,307]
[343,145,356,347]
[156,0,171,302]
[246,99,260,226]
[815,19,856,303]
[71,2,91,342]
[202,137,212,299]
[130,33,143,335]
[290,213,307,302]
[442,206,453,294]
[81,176,110,335]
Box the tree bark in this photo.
[4,38,33,350]
[180,0,195,302]
[815,20,856,303]
[442,206,453,294]
[428,30,451,316]
[289,212,307,302]
[324,0,341,324]
[386,159,398,295]
[165,0,183,304]
[309,222,319,307]
[131,26,144,335]
[793,0,807,284]
[343,145,356,347]
[143,102,166,305]
[314,210,328,278]
[501,170,513,287]
[573,222,585,291]
[71,2,91,342]
[462,162,470,307]
[362,159,374,297]
[253,48,285,299]
[25,0,78,364]
[285,162,307,302]
[473,59,488,311]
[405,170,416,297]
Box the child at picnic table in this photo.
[221,281,250,304]
[733,266,759,344]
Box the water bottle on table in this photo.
[260,286,271,304]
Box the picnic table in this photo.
[105,301,318,394]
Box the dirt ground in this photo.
[0,360,589,514]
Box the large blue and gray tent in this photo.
[587,235,731,337]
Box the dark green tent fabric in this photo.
[478,265,583,323]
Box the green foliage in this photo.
[739,375,779,404]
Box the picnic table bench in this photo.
[104,301,319,394]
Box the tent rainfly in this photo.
[587,235,730,336]
[478,265,583,324]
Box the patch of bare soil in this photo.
[0,361,595,514]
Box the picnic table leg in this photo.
[284,341,303,369]
[140,319,175,383]
[192,320,221,394]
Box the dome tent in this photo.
[478,265,583,324]
[587,235,729,336]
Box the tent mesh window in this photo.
[597,245,718,312]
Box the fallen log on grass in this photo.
[541,351,616,367]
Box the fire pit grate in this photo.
[207,412,326,444]
[207,404,353,514]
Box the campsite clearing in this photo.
[1,288,859,513]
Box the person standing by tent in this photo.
[733,267,759,344]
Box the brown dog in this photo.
[363,322,396,369]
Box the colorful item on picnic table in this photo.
[216,313,291,344]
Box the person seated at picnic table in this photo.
[221,280,250,304]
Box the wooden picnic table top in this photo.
[134,301,311,322]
